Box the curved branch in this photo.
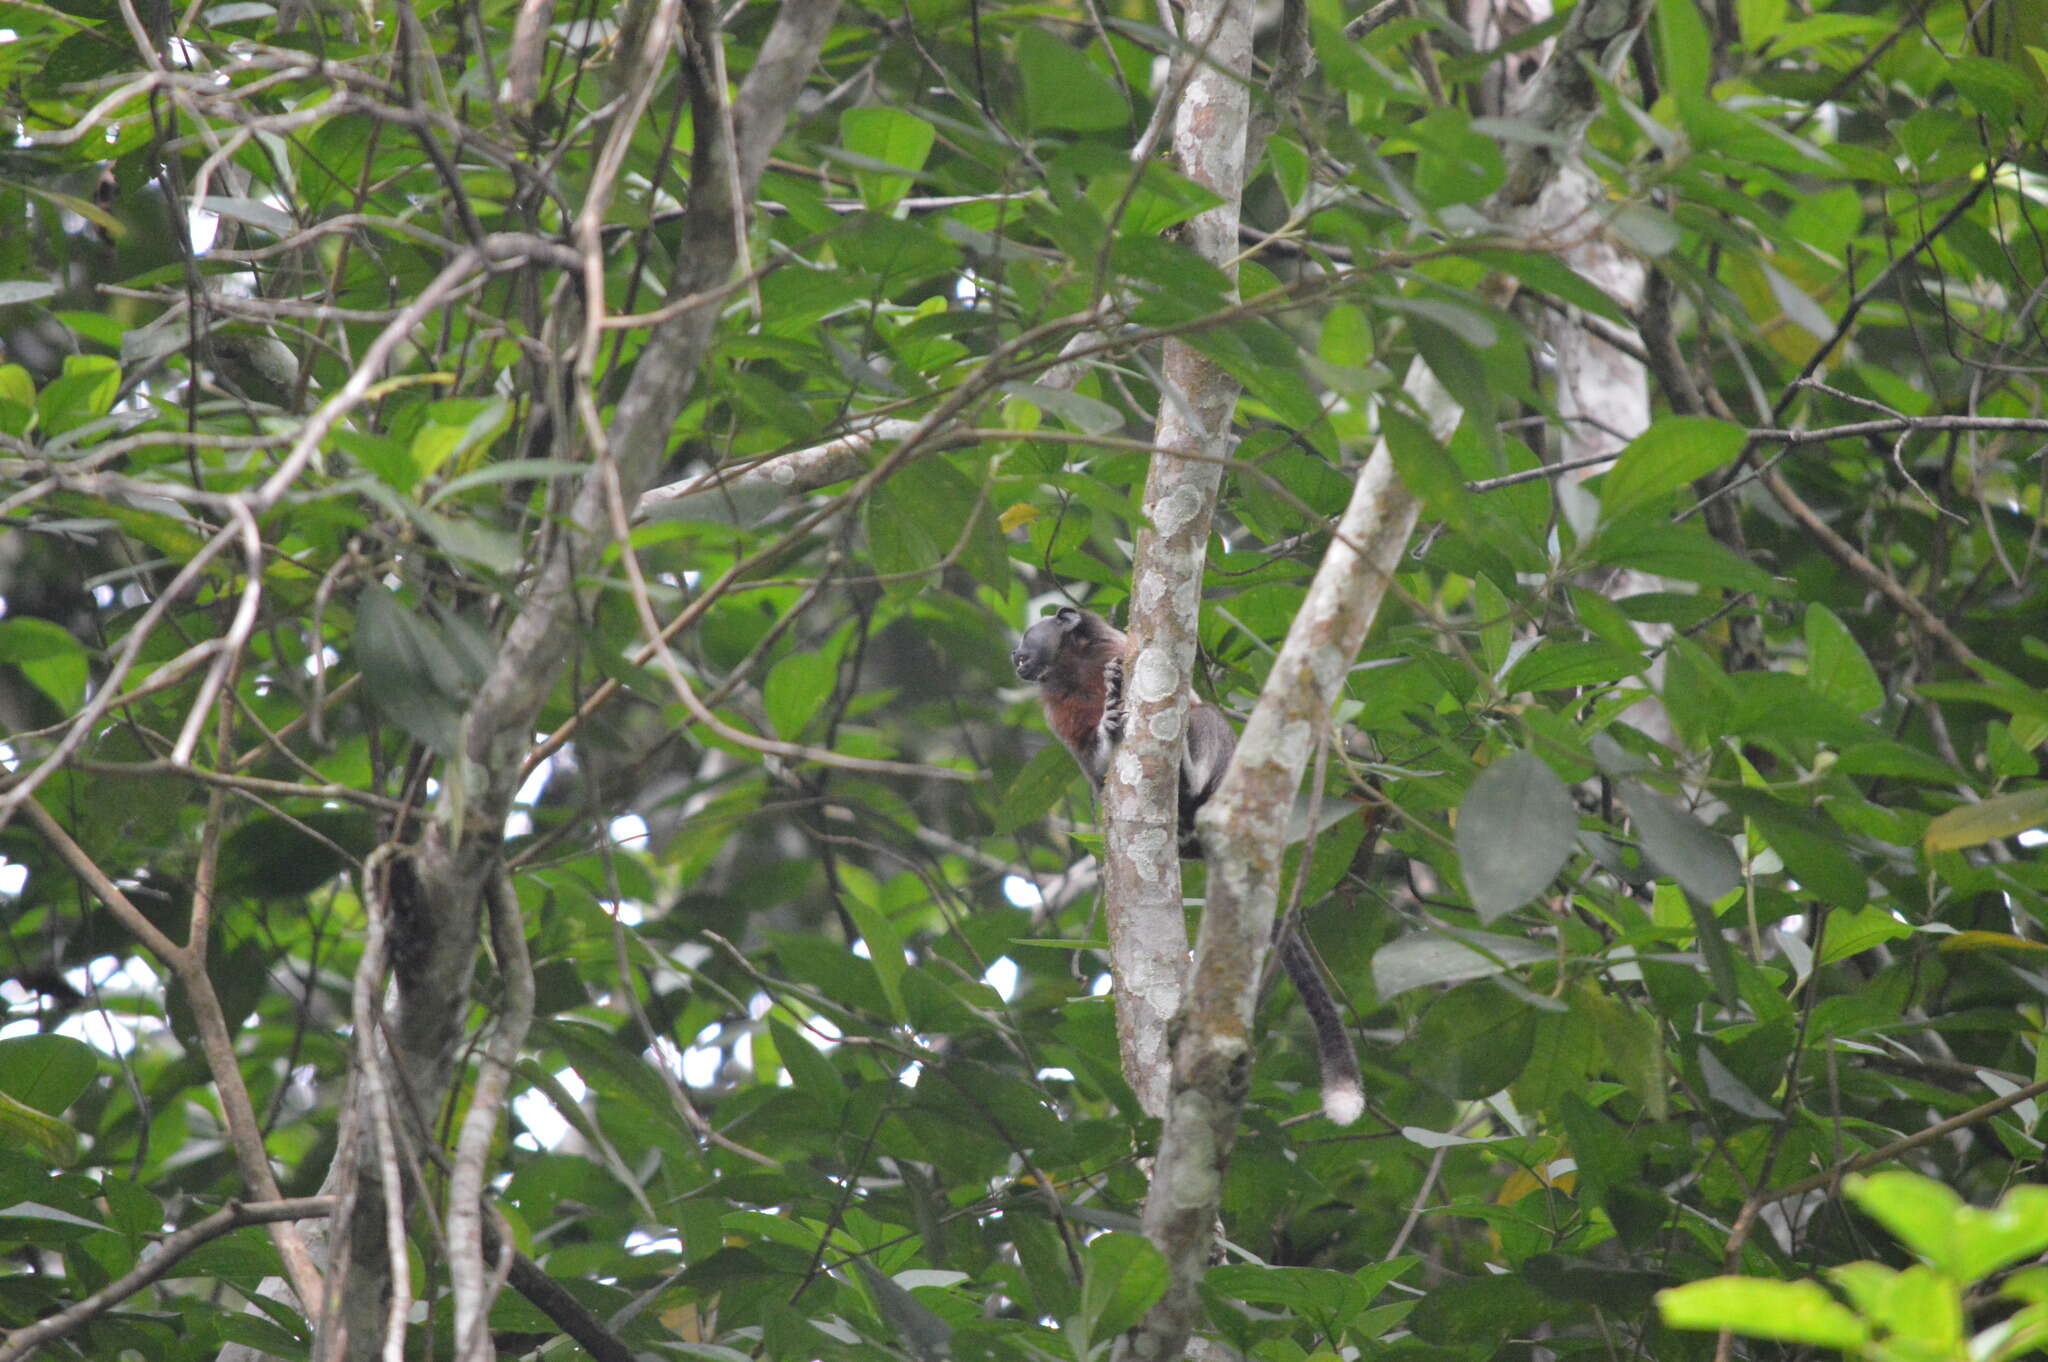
[0,1198,335,1362]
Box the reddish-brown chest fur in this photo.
[1040,630,1125,768]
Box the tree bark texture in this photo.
[1120,0,1654,1354]
[1103,0,1254,1120]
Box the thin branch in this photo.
[1759,465,1978,667]
[449,869,537,1362]
[0,1198,335,1362]
[1763,1076,2048,1207]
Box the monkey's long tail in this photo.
[1278,931,1365,1126]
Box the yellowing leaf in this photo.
[1924,786,2048,851]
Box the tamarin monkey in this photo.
[1013,605,1366,1127]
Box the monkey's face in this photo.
[1012,606,1083,681]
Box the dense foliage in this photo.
[2,0,2047,1358]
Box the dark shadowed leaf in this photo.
[1624,784,1741,905]
[1456,751,1577,921]
[1081,1231,1168,1345]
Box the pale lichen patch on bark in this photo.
[1133,648,1179,704]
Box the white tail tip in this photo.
[1322,1080,1365,1126]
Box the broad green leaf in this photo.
[0,280,59,306]
[0,616,88,710]
[1924,786,2048,852]
[1538,1068,1619,1184]
[0,1201,106,1238]
[843,895,908,1023]
[0,1036,97,1118]
[1206,1262,1370,1334]
[0,363,34,411]
[408,396,512,483]
[763,650,837,740]
[1413,981,1536,1097]
[862,457,1004,589]
[1845,1171,1965,1272]
[1848,1172,2048,1281]
[996,742,1086,836]
[1456,751,1577,922]
[1500,641,1648,693]
[35,353,119,437]
[853,1258,953,1362]
[1657,0,1713,111]
[1596,418,1746,523]
[1815,905,1912,965]
[1697,1045,1778,1119]
[1589,517,1776,591]
[217,810,375,899]
[1016,27,1128,132]
[841,107,935,211]
[1080,1232,1167,1345]
[1830,1263,1962,1350]
[1804,604,1884,713]
[1371,930,1553,999]
[1738,0,1785,49]
[1623,785,1741,905]
[355,585,478,754]
[1657,1277,1868,1346]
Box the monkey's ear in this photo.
[1054,606,1081,629]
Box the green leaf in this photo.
[1848,1171,2048,1281]
[1554,1092,1635,1211]
[0,1093,78,1166]
[1737,0,1785,49]
[1016,27,1129,132]
[1413,981,1536,1097]
[355,585,480,755]
[35,353,119,437]
[1407,107,1505,207]
[1804,604,1884,713]
[1924,786,2048,852]
[1953,1184,2048,1280]
[1385,407,1485,536]
[1080,1231,1167,1345]
[1206,1262,1371,1334]
[0,280,59,307]
[1657,1277,1868,1347]
[0,616,89,709]
[409,396,512,484]
[861,457,1004,589]
[840,107,935,211]
[1456,751,1577,922]
[1815,905,1912,965]
[1656,0,1714,109]
[996,742,1086,836]
[217,809,374,900]
[1624,785,1741,905]
[1844,1171,1965,1272]
[0,1036,97,1118]
[1595,418,1746,523]
[0,366,33,406]
[1371,930,1553,999]
[1515,1002,1598,1114]
[843,896,908,1024]
[0,1201,107,1238]
[1500,641,1648,693]
[1697,1045,1778,1119]
[1589,517,1776,591]
[852,1258,953,1362]
[763,650,837,740]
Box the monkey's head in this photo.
[1013,605,1104,682]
